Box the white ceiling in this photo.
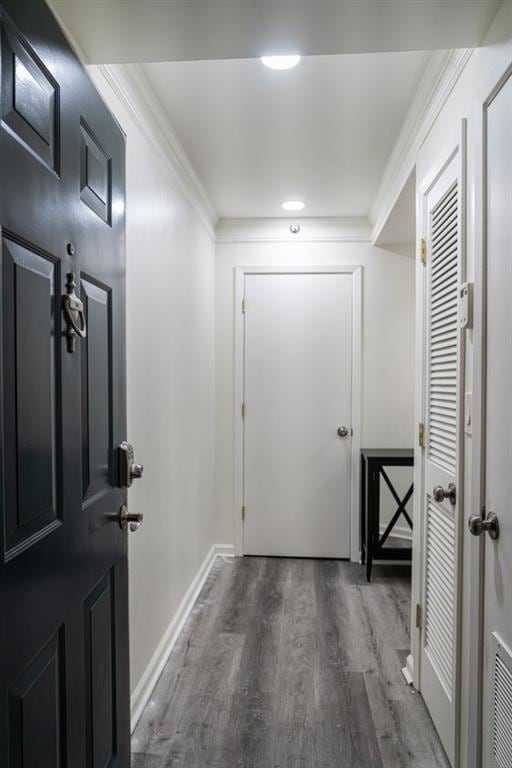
[140,52,431,219]
[48,0,500,64]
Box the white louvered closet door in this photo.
[420,147,464,767]
[482,71,512,768]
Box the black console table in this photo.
[361,449,414,581]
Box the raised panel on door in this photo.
[0,17,59,173]
[1,234,61,560]
[81,276,113,503]
[8,628,66,768]
[80,120,112,225]
[85,570,117,768]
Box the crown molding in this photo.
[95,63,219,239]
[370,48,474,244]
[216,217,371,244]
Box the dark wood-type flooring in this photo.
[131,557,450,767]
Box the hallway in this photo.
[131,557,449,767]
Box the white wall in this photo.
[412,3,512,764]
[88,67,217,700]
[214,232,416,546]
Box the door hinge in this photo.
[241,402,246,419]
[241,298,246,314]
[420,238,427,265]
[418,422,425,448]
[416,603,422,630]
[241,505,246,521]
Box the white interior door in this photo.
[420,146,464,766]
[480,71,512,768]
[243,272,353,558]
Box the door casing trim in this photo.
[233,264,363,561]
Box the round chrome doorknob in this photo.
[468,511,499,540]
[119,505,143,532]
[337,426,349,438]
[433,483,456,506]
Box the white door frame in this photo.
[410,123,467,766]
[233,265,363,561]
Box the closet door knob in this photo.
[337,426,349,438]
[433,483,456,506]
[468,511,499,540]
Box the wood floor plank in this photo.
[132,557,450,768]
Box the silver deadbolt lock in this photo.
[118,442,144,488]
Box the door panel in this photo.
[1,234,61,558]
[0,1,130,765]
[0,19,59,172]
[80,120,112,224]
[243,272,353,558]
[420,145,464,765]
[81,277,112,501]
[482,70,512,768]
[85,570,117,768]
[8,629,66,768]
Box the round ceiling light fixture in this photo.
[260,55,302,70]
[282,200,306,212]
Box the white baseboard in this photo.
[402,653,414,686]
[130,543,235,732]
[379,524,412,542]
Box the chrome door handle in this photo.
[119,505,143,532]
[433,483,456,506]
[337,426,349,438]
[468,511,499,540]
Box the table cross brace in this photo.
[378,467,414,549]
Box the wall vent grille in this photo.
[493,638,512,768]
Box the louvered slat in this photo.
[425,501,456,698]
[428,182,459,474]
[493,649,512,768]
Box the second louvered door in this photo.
[481,70,512,768]
[420,146,464,766]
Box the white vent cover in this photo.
[428,181,459,475]
[424,499,455,699]
[492,634,512,768]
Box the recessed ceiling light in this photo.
[282,200,306,211]
[261,55,302,70]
